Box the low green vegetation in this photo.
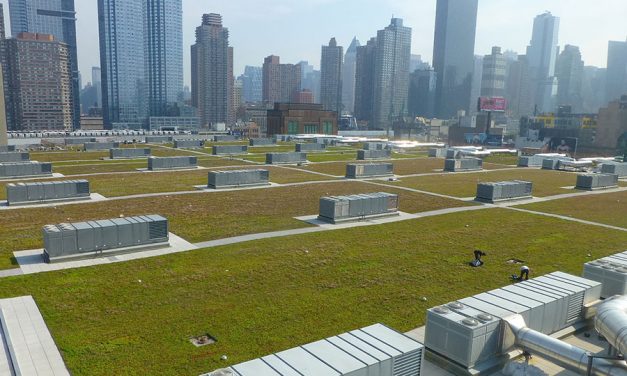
[0,209,624,375]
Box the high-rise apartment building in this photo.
[9,0,80,130]
[98,0,183,129]
[556,45,584,112]
[432,0,479,118]
[299,61,320,103]
[469,55,483,113]
[505,55,533,117]
[606,40,627,103]
[354,37,376,123]
[5,33,73,131]
[0,3,7,132]
[191,13,231,127]
[240,66,262,103]
[320,38,343,114]
[526,12,560,113]
[481,47,507,98]
[582,66,606,114]
[341,37,360,114]
[262,56,301,105]
[409,68,437,119]
[92,67,102,109]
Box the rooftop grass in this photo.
[383,168,580,198]
[0,209,624,375]
[0,181,466,269]
[516,190,627,228]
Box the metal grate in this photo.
[566,291,584,323]
[394,349,422,376]
[148,220,168,239]
[76,182,90,194]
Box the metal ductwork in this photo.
[595,295,627,357]
[505,315,627,376]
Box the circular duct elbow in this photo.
[595,295,627,357]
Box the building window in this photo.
[287,121,299,134]
[304,124,318,134]
[322,121,333,135]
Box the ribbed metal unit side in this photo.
[363,142,388,151]
[429,148,447,158]
[7,180,90,205]
[583,250,627,298]
[212,145,248,155]
[345,163,394,178]
[446,149,464,159]
[273,135,291,142]
[0,162,53,178]
[173,139,204,149]
[358,149,391,160]
[0,152,29,163]
[541,159,562,170]
[318,192,399,223]
[208,169,270,189]
[109,148,152,159]
[0,145,16,152]
[476,180,533,202]
[64,137,96,145]
[201,323,424,376]
[444,158,483,172]
[248,138,275,146]
[314,137,338,145]
[42,215,169,263]
[424,272,601,370]
[148,156,197,171]
[265,152,307,164]
[601,162,627,177]
[84,142,120,151]
[295,143,326,152]
[145,136,173,143]
[214,135,237,142]
[575,173,619,190]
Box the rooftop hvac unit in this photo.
[265,152,307,164]
[424,272,601,370]
[444,158,482,172]
[201,323,424,376]
[0,145,16,152]
[214,135,237,142]
[6,180,90,205]
[109,148,152,159]
[476,181,533,203]
[84,142,120,151]
[358,149,391,160]
[446,149,463,159]
[541,158,561,170]
[208,169,270,189]
[145,136,173,143]
[295,143,326,152]
[429,148,447,158]
[600,162,627,177]
[173,139,204,149]
[0,162,53,178]
[148,156,197,170]
[363,142,387,151]
[575,173,619,190]
[212,145,248,155]
[345,163,394,178]
[318,192,399,223]
[0,152,29,163]
[64,137,96,145]
[583,250,627,298]
[42,215,169,263]
[314,137,338,145]
[248,138,274,146]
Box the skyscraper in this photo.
[526,12,560,113]
[320,37,343,114]
[470,55,483,113]
[354,37,376,123]
[240,66,263,103]
[191,13,231,127]
[408,67,437,119]
[433,0,479,119]
[505,55,533,118]
[606,40,627,103]
[8,0,80,129]
[98,0,183,129]
[299,61,320,103]
[92,67,102,109]
[556,45,584,112]
[341,37,360,114]
[262,56,301,105]
[481,47,507,98]
[0,3,8,132]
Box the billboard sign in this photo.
[478,97,507,112]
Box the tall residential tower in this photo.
[526,12,560,113]
[320,38,343,114]
[341,37,360,114]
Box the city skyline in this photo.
[1,0,626,87]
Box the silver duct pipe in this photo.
[505,315,627,376]
[595,295,627,357]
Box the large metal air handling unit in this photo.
[6,180,90,205]
[83,142,120,151]
[429,148,447,158]
[212,145,247,155]
[346,163,394,178]
[314,137,338,145]
[601,162,627,177]
[207,169,270,189]
[273,134,291,142]
[65,137,96,145]
[42,215,169,263]
[542,158,562,170]
[446,149,465,159]
[202,323,424,376]
[213,135,237,142]
[295,143,326,152]
[265,152,307,164]
[0,162,52,178]
[0,145,16,152]
[358,149,391,160]
[424,272,601,371]
[173,139,204,149]
[583,250,627,298]
[145,136,172,143]
[518,154,569,167]
[148,156,197,171]
[0,152,29,163]
[575,173,618,190]
[110,148,151,159]
[318,192,399,223]
[248,138,275,146]
[444,158,483,172]
[363,142,388,151]
[475,180,533,203]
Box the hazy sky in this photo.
[2,0,626,87]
